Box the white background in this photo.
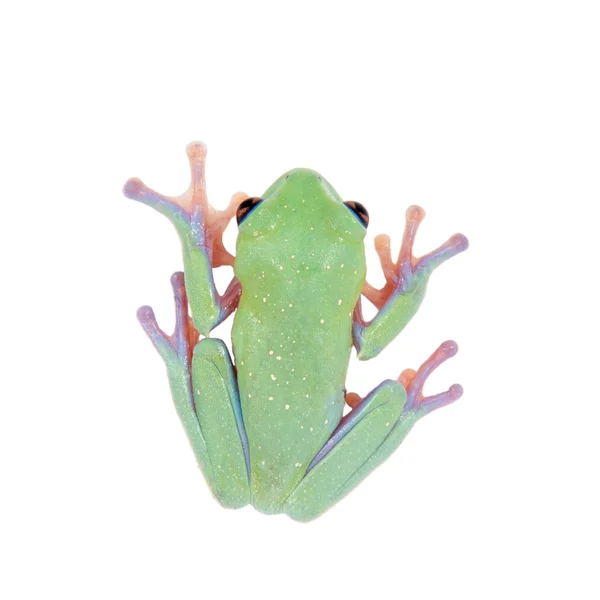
[1,1,598,598]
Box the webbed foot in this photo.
[362,206,468,308]
[354,206,468,360]
[124,143,247,334]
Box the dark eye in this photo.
[236,197,263,225]
[344,201,369,228]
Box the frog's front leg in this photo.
[283,341,462,522]
[354,206,468,360]
[124,143,247,336]
[138,272,250,509]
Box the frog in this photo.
[124,142,468,521]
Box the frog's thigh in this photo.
[192,338,250,509]
[283,380,406,522]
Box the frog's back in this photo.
[232,169,367,513]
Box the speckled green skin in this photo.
[127,146,467,522]
[233,170,366,513]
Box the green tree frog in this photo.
[124,142,468,521]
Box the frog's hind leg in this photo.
[283,341,462,522]
[138,272,250,509]
[191,338,251,508]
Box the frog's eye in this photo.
[236,197,264,225]
[344,201,369,228]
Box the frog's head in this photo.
[234,169,367,300]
